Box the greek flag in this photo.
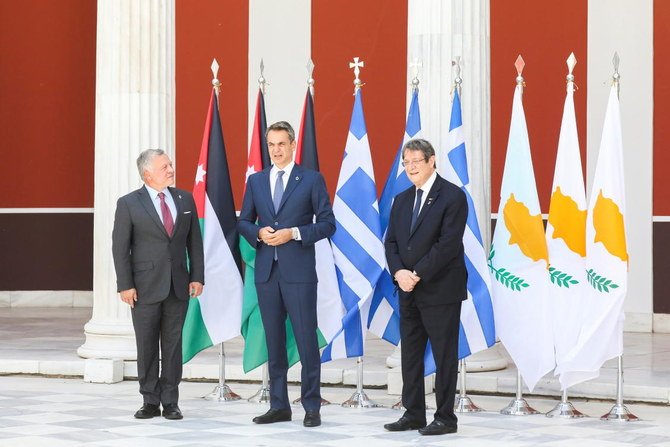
[321,89,386,362]
[430,89,496,371]
[368,90,421,344]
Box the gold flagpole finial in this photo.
[211,58,221,95]
[349,57,365,94]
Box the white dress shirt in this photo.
[269,161,301,240]
[145,184,177,225]
[413,170,437,213]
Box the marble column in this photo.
[78,0,175,360]
[388,0,506,372]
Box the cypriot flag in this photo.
[489,57,554,391]
[556,81,628,389]
[545,54,589,387]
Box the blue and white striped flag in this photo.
[368,89,421,344]
[433,89,496,367]
[322,89,386,362]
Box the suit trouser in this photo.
[400,297,462,427]
[256,262,321,412]
[131,287,188,406]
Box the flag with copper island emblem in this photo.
[545,53,589,388]
[489,56,555,391]
[555,78,628,389]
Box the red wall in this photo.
[312,0,408,196]
[490,0,587,212]
[0,1,96,207]
[654,0,670,216]
[175,0,249,206]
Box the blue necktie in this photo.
[273,170,285,213]
[410,188,423,232]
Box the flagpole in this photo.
[599,55,638,423]
[248,364,271,404]
[546,53,585,419]
[500,370,539,416]
[200,59,241,402]
[449,57,484,414]
[340,58,380,409]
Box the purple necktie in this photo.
[158,192,174,237]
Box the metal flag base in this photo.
[247,385,271,404]
[391,399,405,410]
[500,398,539,416]
[341,391,383,408]
[546,401,586,418]
[292,397,331,406]
[600,403,639,422]
[455,395,484,413]
[203,384,241,402]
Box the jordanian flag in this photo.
[182,89,243,363]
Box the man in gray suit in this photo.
[112,149,204,420]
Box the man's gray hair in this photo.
[266,121,295,142]
[403,138,435,160]
[137,149,165,181]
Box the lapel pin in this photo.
[178,194,182,199]
[427,197,433,205]
[295,176,299,181]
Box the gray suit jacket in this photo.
[112,185,204,304]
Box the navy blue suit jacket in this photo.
[238,164,335,283]
[385,174,468,306]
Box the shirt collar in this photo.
[271,161,295,179]
[145,184,169,199]
[417,171,438,195]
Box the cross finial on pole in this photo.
[452,57,462,96]
[349,57,365,94]
[410,58,422,92]
[211,58,221,96]
[258,58,269,95]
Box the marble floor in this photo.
[0,307,670,446]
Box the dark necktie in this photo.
[158,192,174,237]
[410,188,423,232]
[273,170,285,213]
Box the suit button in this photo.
[168,257,172,261]
[407,246,412,251]
[274,222,279,225]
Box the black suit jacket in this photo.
[112,186,205,304]
[385,174,468,306]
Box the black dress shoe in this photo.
[252,408,292,424]
[303,410,321,427]
[134,403,161,419]
[162,403,183,420]
[418,419,457,435]
[384,416,426,431]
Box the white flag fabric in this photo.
[489,84,555,391]
[556,85,628,388]
[545,78,589,387]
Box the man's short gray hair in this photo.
[266,121,295,142]
[402,138,435,160]
[137,149,165,181]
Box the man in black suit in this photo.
[238,121,335,427]
[383,138,467,436]
[112,149,204,420]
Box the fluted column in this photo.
[78,0,175,359]
[388,0,505,372]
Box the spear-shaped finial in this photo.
[452,57,463,96]
[612,52,621,97]
[349,57,365,94]
[565,52,577,93]
[258,58,269,95]
[307,58,315,96]
[410,58,422,92]
[211,58,221,95]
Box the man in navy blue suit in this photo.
[383,138,467,436]
[238,121,335,428]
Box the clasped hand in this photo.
[259,226,292,246]
[395,269,420,292]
